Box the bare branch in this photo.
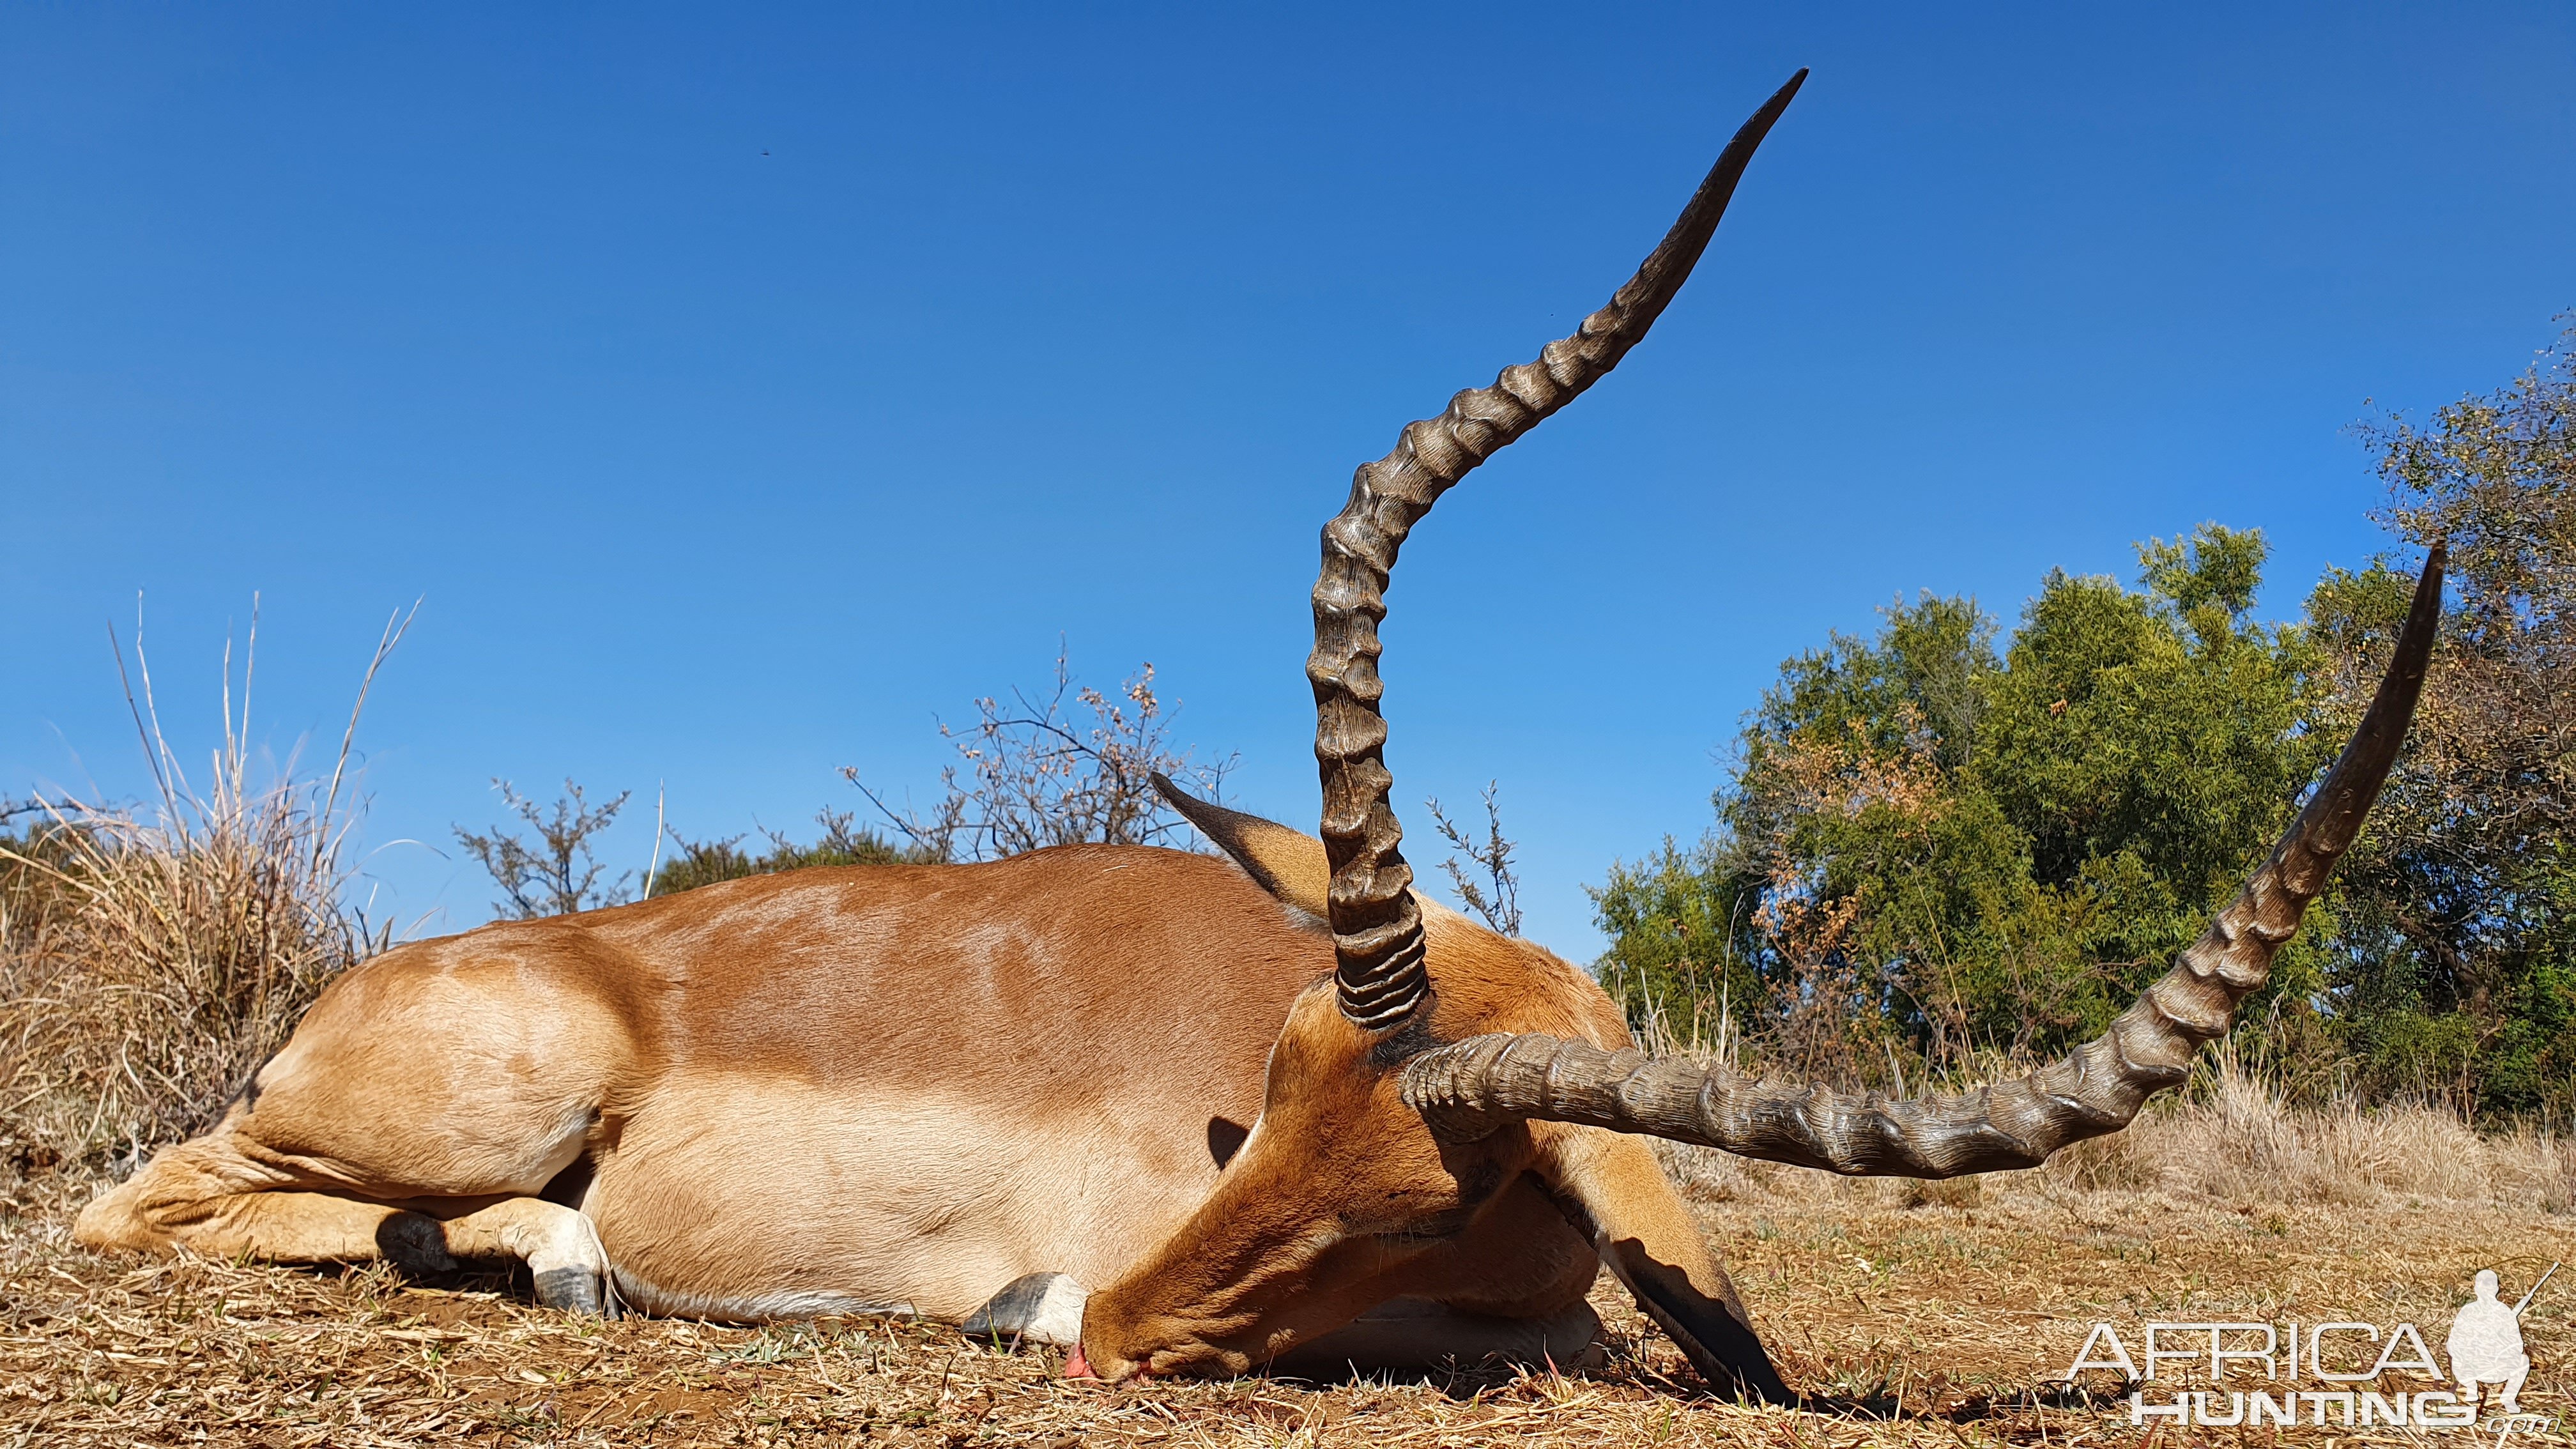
[454,779,632,919]
[1426,781,1522,937]
[844,645,1234,862]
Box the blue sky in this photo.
[5,4,2572,954]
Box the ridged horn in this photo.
[1403,544,2446,1170]
[1311,70,1809,1029]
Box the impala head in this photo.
[1072,66,2444,1398]
[1075,70,1811,1388]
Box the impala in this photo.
[75,70,2444,1402]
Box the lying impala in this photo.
[76,70,2444,1402]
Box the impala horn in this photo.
[1311,70,1808,1029]
[1404,544,2446,1169]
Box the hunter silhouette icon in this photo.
[2448,1264,2556,1415]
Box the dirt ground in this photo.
[4,1177,2569,1448]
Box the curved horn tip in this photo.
[1725,69,1808,143]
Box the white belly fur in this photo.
[584,1075,1220,1321]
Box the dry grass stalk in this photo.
[0,605,407,1188]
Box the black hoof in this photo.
[962,1271,1087,1346]
[533,1267,605,1315]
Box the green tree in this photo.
[1598,318,2575,1119]
[1596,524,2326,1089]
[2309,319,2576,1115]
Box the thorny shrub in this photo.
[847,647,1234,862]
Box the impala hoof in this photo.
[963,1271,1089,1347]
[533,1267,606,1315]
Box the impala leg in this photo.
[1540,1126,1791,1405]
[437,1197,613,1314]
[75,1017,618,1317]
[77,1130,611,1312]
[75,1123,463,1274]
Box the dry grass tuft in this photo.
[1653,1078,2576,1222]
[1630,1016,2576,1219]
[0,609,405,1191]
[2153,1061,2575,1208]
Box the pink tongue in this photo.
[1063,1343,1096,1379]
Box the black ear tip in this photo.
[1149,770,1188,806]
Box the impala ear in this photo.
[1151,774,1331,921]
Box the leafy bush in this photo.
[650,810,935,896]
